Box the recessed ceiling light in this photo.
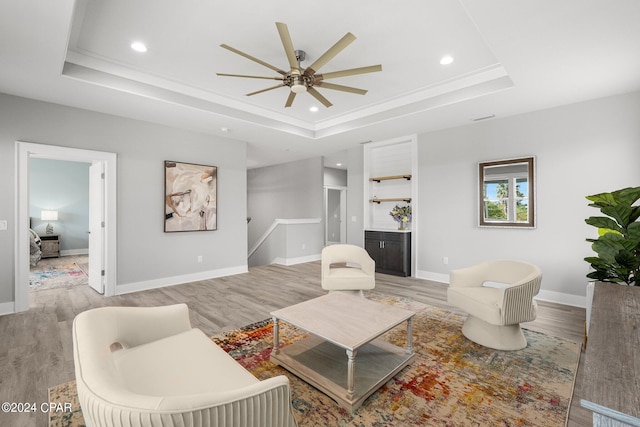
[309,106,319,112]
[336,163,342,167]
[440,55,454,65]
[220,127,230,132]
[131,41,148,53]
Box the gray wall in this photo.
[0,93,247,304]
[323,167,347,187]
[29,158,90,253]
[417,91,640,302]
[247,157,324,252]
[346,146,365,247]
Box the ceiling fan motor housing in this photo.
[288,74,310,93]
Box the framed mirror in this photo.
[479,156,535,228]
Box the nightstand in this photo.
[40,234,60,258]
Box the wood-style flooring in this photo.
[0,260,590,426]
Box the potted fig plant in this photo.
[584,186,640,286]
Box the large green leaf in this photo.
[628,221,640,244]
[601,205,634,227]
[613,186,640,206]
[615,250,640,270]
[586,191,617,208]
[591,236,623,262]
[587,270,624,284]
[585,216,624,234]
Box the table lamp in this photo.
[41,210,58,234]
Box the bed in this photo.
[30,226,42,267]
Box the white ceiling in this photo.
[1,0,639,169]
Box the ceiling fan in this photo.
[217,22,382,108]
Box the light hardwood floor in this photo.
[0,260,590,426]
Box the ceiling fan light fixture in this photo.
[290,75,307,93]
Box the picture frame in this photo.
[164,161,217,232]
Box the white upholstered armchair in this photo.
[321,244,375,297]
[447,260,542,350]
[72,304,298,427]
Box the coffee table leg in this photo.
[272,316,280,356]
[346,349,357,399]
[406,317,413,355]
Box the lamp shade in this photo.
[41,210,58,221]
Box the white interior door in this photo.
[88,161,105,294]
[325,186,347,245]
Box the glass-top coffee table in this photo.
[270,292,415,412]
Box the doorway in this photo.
[324,186,347,246]
[15,142,117,312]
[29,158,91,293]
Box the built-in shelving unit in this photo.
[363,136,417,277]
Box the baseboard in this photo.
[415,269,586,308]
[272,254,321,266]
[414,269,449,284]
[60,248,89,256]
[536,289,586,308]
[116,264,249,295]
[0,301,16,316]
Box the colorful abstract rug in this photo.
[29,262,88,290]
[49,293,581,426]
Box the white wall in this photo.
[417,91,640,305]
[0,93,247,306]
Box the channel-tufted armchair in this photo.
[447,260,542,350]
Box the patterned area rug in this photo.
[29,262,88,290]
[49,293,581,426]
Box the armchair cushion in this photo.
[321,244,375,292]
[448,286,503,325]
[113,328,258,397]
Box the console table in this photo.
[580,282,640,426]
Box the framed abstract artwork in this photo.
[164,161,217,232]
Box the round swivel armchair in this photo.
[447,260,542,351]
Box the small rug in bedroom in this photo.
[29,262,88,290]
[48,293,581,426]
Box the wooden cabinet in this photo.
[365,230,411,277]
[40,234,60,258]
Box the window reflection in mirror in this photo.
[479,157,535,228]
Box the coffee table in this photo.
[270,292,415,412]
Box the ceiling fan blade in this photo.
[217,73,284,81]
[284,91,296,108]
[315,81,368,95]
[275,22,300,72]
[304,32,356,76]
[307,87,333,108]
[246,84,285,96]
[317,64,382,80]
[220,44,287,75]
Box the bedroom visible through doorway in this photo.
[15,142,117,313]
